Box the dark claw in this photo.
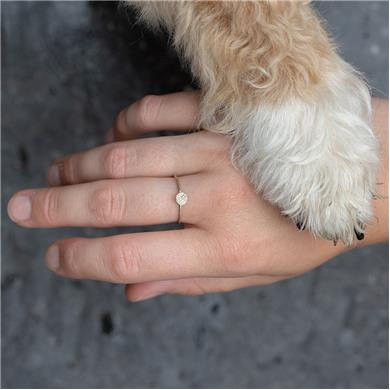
[354,229,365,241]
[295,221,305,230]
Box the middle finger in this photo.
[48,132,229,186]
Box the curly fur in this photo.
[130,0,379,245]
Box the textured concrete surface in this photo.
[2,1,388,388]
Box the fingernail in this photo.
[48,165,61,186]
[8,195,32,222]
[133,291,163,302]
[45,245,60,271]
[105,128,114,143]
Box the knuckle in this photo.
[212,177,252,213]
[89,186,126,224]
[103,146,129,178]
[229,178,253,201]
[136,95,162,129]
[109,241,142,281]
[143,142,171,173]
[41,188,59,224]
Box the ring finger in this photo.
[8,174,208,228]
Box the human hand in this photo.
[7,92,354,301]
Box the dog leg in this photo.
[132,1,379,245]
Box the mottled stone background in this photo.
[2,1,388,388]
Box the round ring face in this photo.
[176,191,188,207]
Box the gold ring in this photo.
[174,175,188,223]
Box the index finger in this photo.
[111,91,201,141]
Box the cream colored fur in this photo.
[130,1,379,245]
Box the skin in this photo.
[7,92,388,301]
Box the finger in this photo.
[125,274,296,301]
[8,175,207,228]
[111,91,201,141]
[44,229,226,283]
[48,131,229,186]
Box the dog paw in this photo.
[231,63,378,245]
[289,179,374,245]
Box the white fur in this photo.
[220,60,378,244]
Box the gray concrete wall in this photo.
[2,1,388,388]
